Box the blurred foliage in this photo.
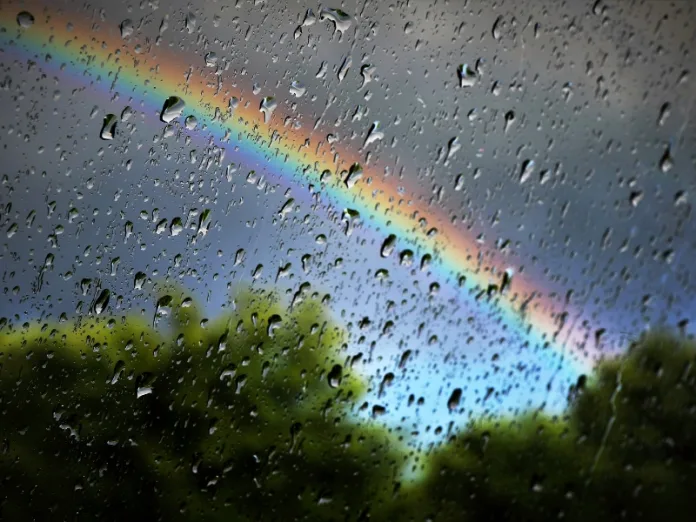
[2,287,695,522]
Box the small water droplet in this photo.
[658,102,671,126]
[660,146,674,173]
[184,115,198,130]
[204,52,218,67]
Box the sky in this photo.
[0,0,695,444]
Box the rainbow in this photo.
[0,2,600,379]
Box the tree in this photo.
[391,332,696,522]
[0,286,403,521]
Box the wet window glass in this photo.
[1,0,695,520]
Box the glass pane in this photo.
[1,0,694,520]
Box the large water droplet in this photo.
[93,289,110,315]
[267,314,282,337]
[289,80,306,98]
[134,272,146,290]
[519,159,535,184]
[342,208,360,236]
[204,52,218,67]
[319,7,352,34]
[170,217,184,236]
[447,388,462,412]
[185,12,197,34]
[100,114,117,140]
[17,11,35,29]
[344,163,363,189]
[120,19,134,38]
[364,121,384,148]
[327,364,343,388]
[302,8,317,26]
[160,96,186,123]
[458,64,477,87]
[381,234,397,258]
[660,145,674,173]
[260,96,277,123]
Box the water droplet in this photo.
[364,121,384,148]
[110,360,125,385]
[337,55,352,83]
[197,209,211,236]
[184,115,198,130]
[185,12,197,34]
[170,217,184,236]
[289,80,306,98]
[519,159,535,184]
[134,272,146,290]
[454,174,464,191]
[267,314,282,337]
[658,102,671,126]
[319,7,352,34]
[204,52,218,67]
[444,136,460,163]
[17,11,34,29]
[278,198,294,218]
[121,106,134,121]
[160,96,186,123]
[120,19,134,38]
[360,64,375,89]
[229,96,239,114]
[341,209,360,236]
[93,289,110,315]
[660,146,674,173]
[504,110,515,132]
[629,190,643,208]
[327,364,343,388]
[399,250,414,266]
[234,248,246,266]
[381,234,397,258]
[420,254,432,271]
[344,163,363,189]
[154,295,173,325]
[302,8,317,26]
[447,388,462,411]
[260,96,277,124]
[492,15,503,40]
[100,114,117,140]
[457,64,477,87]
[375,268,389,280]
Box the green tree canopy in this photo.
[0,287,402,521]
[391,332,696,522]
